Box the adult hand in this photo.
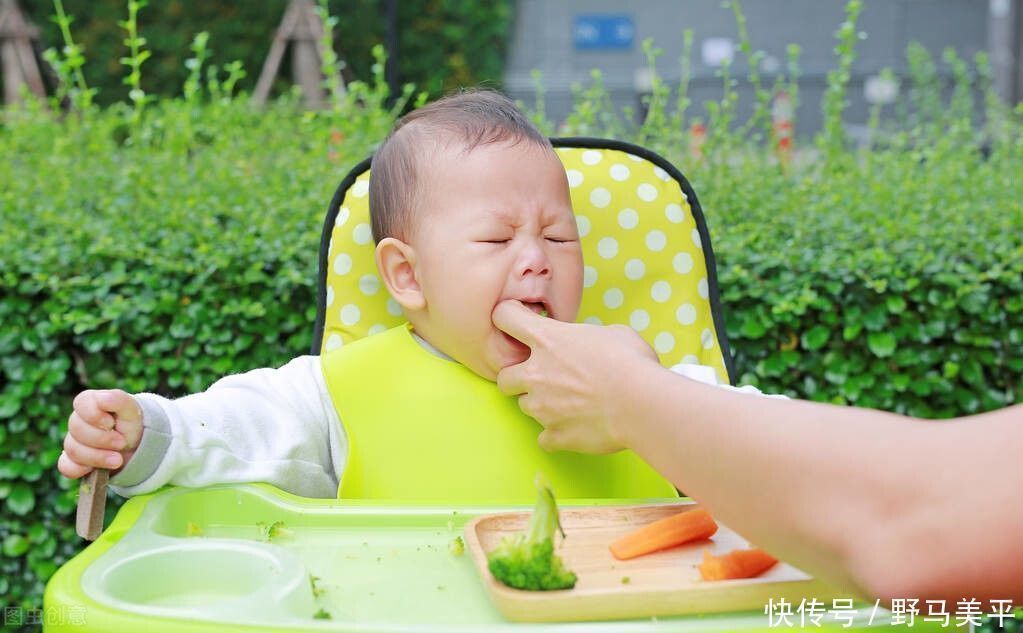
[58,389,144,478]
[493,299,660,454]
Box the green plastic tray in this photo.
[45,484,943,632]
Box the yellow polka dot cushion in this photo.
[312,138,734,384]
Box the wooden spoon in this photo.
[76,469,109,540]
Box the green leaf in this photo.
[6,482,36,516]
[862,305,888,331]
[21,462,44,482]
[801,326,831,351]
[740,317,767,339]
[0,460,23,479]
[885,296,907,314]
[960,291,988,314]
[867,332,897,358]
[0,395,19,418]
[759,354,787,377]
[961,359,985,386]
[3,534,29,557]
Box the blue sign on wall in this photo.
[573,14,634,51]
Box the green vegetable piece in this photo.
[309,575,325,598]
[257,520,294,542]
[486,473,577,591]
[313,608,331,620]
[621,576,631,585]
[450,535,465,556]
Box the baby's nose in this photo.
[522,265,550,281]
[517,242,551,278]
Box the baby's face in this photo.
[407,141,582,380]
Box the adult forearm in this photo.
[612,361,1020,600]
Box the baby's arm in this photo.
[60,357,346,498]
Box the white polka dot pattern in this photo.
[596,237,619,259]
[673,252,694,274]
[340,304,361,326]
[554,146,727,378]
[618,208,639,229]
[590,187,612,209]
[358,274,381,296]
[651,281,672,303]
[676,303,697,325]
[336,207,351,226]
[353,223,373,245]
[630,309,650,331]
[624,258,645,280]
[576,215,591,237]
[645,230,667,252]
[325,333,343,351]
[386,297,402,316]
[333,253,352,276]
[603,288,624,309]
[654,332,675,354]
[637,183,658,202]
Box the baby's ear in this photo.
[375,238,425,311]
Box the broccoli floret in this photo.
[486,474,577,591]
[450,535,465,556]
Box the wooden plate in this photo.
[464,501,839,623]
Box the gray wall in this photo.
[504,0,991,137]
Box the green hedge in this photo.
[712,150,1023,415]
[3,2,1022,626]
[23,0,513,104]
[0,94,393,620]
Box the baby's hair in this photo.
[369,88,553,243]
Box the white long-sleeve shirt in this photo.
[110,347,784,498]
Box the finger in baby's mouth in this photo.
[521,301,549,317]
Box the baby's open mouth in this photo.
[521,301,549,317]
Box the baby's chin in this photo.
[478,331,530,380]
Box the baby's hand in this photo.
[58,389,144,479]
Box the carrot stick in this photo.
[698,548,778,581]
[609,508,718,560]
